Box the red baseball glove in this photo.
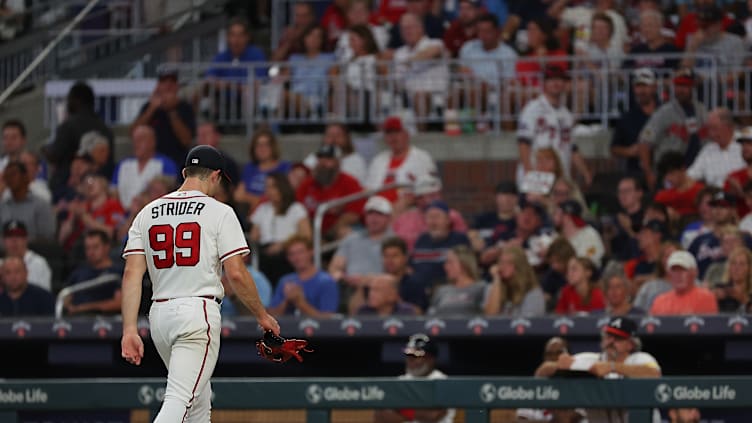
[256,331,313,363]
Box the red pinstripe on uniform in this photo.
[182,300,211,422]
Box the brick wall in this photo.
[439,158,622,220]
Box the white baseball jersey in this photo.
[122,190,249,300]
[516,94,575,185]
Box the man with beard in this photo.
[374,334,455,423]
[611,68,659,173]
[535,317,661,423]
[638,68,709,189]
[724,126,752,217]
[296,145,365,239]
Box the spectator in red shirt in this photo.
[296,145,365,240]
[58,172,124,254]
[654,151,705,217]
[322,0,350,48]
[514,17,569,88]
[443,0,481,57]
[555,256,605,315]
[724,127,752,217]
[650,250,719,315]
[372,0,408,25]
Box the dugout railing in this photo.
[0,377,750,423]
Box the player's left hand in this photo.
[121,332,144,366]
[589,361,615,378]
[257,312,280,336]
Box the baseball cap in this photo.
[382,116,406,132]
[520,198,547,220]
[2,220,27,238]
[697,4,723,22]
[77,131,109,156]
[667,250,697,270]
[413,174,442,196]
[709,191,738,207]
[157,66,179,80]
[633,68,656,86]
[185,145,228,179]
[403,333,438,357]
[641,219,667,238]
[315,144,342,159]
[736,127,752,143]
[604,317,637,339]
[673,68,696,86]
[495,180,518,195]
[425,199,450,214]
[364,195,393,215]
[543,64,569,80]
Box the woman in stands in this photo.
[428,245,486,316]
[604,273,644,316]
[715,246,752,313]
[555,256,605,315]
[234,129,291,213]
[330,24,380,127]
[250,172,311,286]
[514,17,568,88]
[284,24,335,118]
[483,245,545,317]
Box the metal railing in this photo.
[54,273,121,319]
[313,183,408,269]
[0,0,228,101]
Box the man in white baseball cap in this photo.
[649,250,718,315]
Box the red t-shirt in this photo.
[515,50,569,86]
[321,5,347,46]
[654,181,705,216]
[64,198,125,249]
[371,0,408,25]
[296,172,365,233]
[443,20,475,57]
[555,284,606,315]
[724,168,751,216]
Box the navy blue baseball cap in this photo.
[185,145,229,181]
[404,333,438,357]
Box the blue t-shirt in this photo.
[0,285,55,317]
[289,53,335,101]
[241,161,292,196]
[271,270,339,315]
[206,46,268,80]
[67,264,124,305]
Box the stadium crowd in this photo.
[1,0,752,324]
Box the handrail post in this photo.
[54,274,121,319]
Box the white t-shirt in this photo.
[398,369,456,423]
[25,249,52,292]
[687,140,745,188]
[123,190,249,300]
[113,154,178,208]
[250,201,308,245]
[394,36,449,93]
[516,95,575,185]
[366,146,437,191]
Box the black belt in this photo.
[154,295,222,305]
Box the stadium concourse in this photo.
[3,0,752,422]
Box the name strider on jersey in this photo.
[123,190,250,301]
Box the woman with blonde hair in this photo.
[555,256,605,315]
[428,245,486,316]
[484,246,545,317]
[716,247,752,313]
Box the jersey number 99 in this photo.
[149,223,201,269]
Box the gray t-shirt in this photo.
[501,287,546,318]
[0,193,55,242]
[693,33,746,73]
[633,278,672,311]
[334,231,389,276]
[639,99,709,166]
[428,282,486,316]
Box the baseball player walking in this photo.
[121,145,280,422]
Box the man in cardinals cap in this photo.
[374,333,455,423]
[553,200,605,266]
[638,67,709,189]
[536,316,661,422]
[365,115,437,203]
